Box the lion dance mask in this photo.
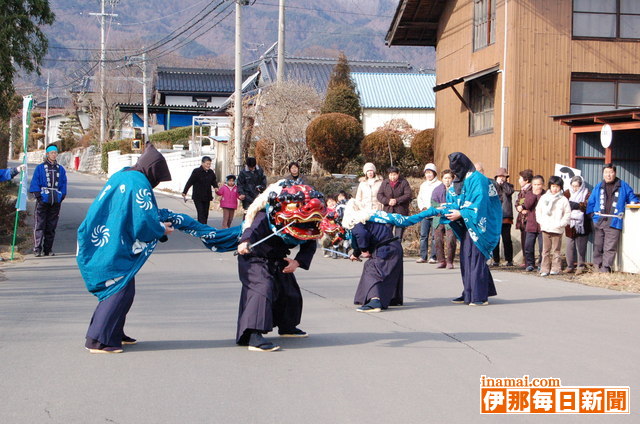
[266,181,327,244]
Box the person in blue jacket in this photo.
[0,164,25,182]
[29,145,67,257]
[442,152,502,306]
[78,144,173,353]
[586,163,639,273]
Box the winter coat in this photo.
[523,189,544,233]
[29,160,67,204]
[237,166,267,209]
[496,181,515,220]
[417,178,443,211]
[285,173,306,184]
[586,178,639,230]
[377,178,412,216]
[355,176,383,211]
[182,166,218,201]
[564,189,592,238]
[216,184,239,209]
[535,191,571,234]
[515,184,530,231]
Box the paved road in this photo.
[1,169,638,423]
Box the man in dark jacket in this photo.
[29,145,67,257]
[492,167,514,266]
[237,157,267,210]
[377,166,412,239]
[182,156,218,224]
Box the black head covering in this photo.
[448,152,476,195]
[129,143,172,188]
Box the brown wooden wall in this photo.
[432,0,640,180]
[434,0,505,177]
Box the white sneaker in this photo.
[540,272,549,277]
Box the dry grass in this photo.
[501,265,640,293]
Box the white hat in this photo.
[423,163,437,174]
[363,162,376,173]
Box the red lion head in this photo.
[268,183,326,240]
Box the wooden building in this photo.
[386,0,640,187]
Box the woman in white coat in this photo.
[355,162,383,211]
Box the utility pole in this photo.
[89,0,117,148]
[277,0,285,84]
[44,72,50,147]
[142,52,149,143]
[234,1,249,174]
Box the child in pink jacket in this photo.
[216,175,239,228]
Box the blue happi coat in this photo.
[442,171,502,259]
[78,169,241,301]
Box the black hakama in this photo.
[459,230,497,303]
[352,222,403,309]
[236,212,316,345]
[86,278,136,348]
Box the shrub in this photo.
[149,125,210,146]
[411,128,435,165]
[306,113,363,173]
[101,139,134,173]
[361,130,406,171]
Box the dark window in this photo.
[570,78,640,113]
[573,0,640,39]
[473,0,496,50]
[469,74,496,135]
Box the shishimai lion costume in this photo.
[235,179,326,351]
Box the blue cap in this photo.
[45,145,58,153]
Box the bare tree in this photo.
[376,118,419,147]
[251,81,322,175]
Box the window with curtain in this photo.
[473,0,496,50]
[469,75,496,135]
[573,0,640,39]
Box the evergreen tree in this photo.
[0,1,55,120]
[29,111,45,150]
[321,52,362,122]
[57,114,83,152]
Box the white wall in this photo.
[165,95,227,108]
[107,149,203,193]
[362,109,435,135]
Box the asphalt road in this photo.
[1,169,638,423]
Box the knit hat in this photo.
[423,163,437,174]
[363,162,376,174]
[495,167,509,178]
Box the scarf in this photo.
[569,177,588,233]
[538,190,564,216]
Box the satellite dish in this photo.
[601,124,612,148]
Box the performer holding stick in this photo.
[235,180,326,352]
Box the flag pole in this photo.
[10,96,34,260]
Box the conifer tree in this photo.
[321,52,362,122]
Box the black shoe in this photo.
[505,262,514,267]
[122,335,137,345]
[451,296,466,304]
[356,298,382,313]
[34,251,42,257]
[248,333,280,352]
[278,328,308,338]
[44,252,55,257]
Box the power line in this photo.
[116,0,209,26]
[257,1,393,18]
[148,3,234,61]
